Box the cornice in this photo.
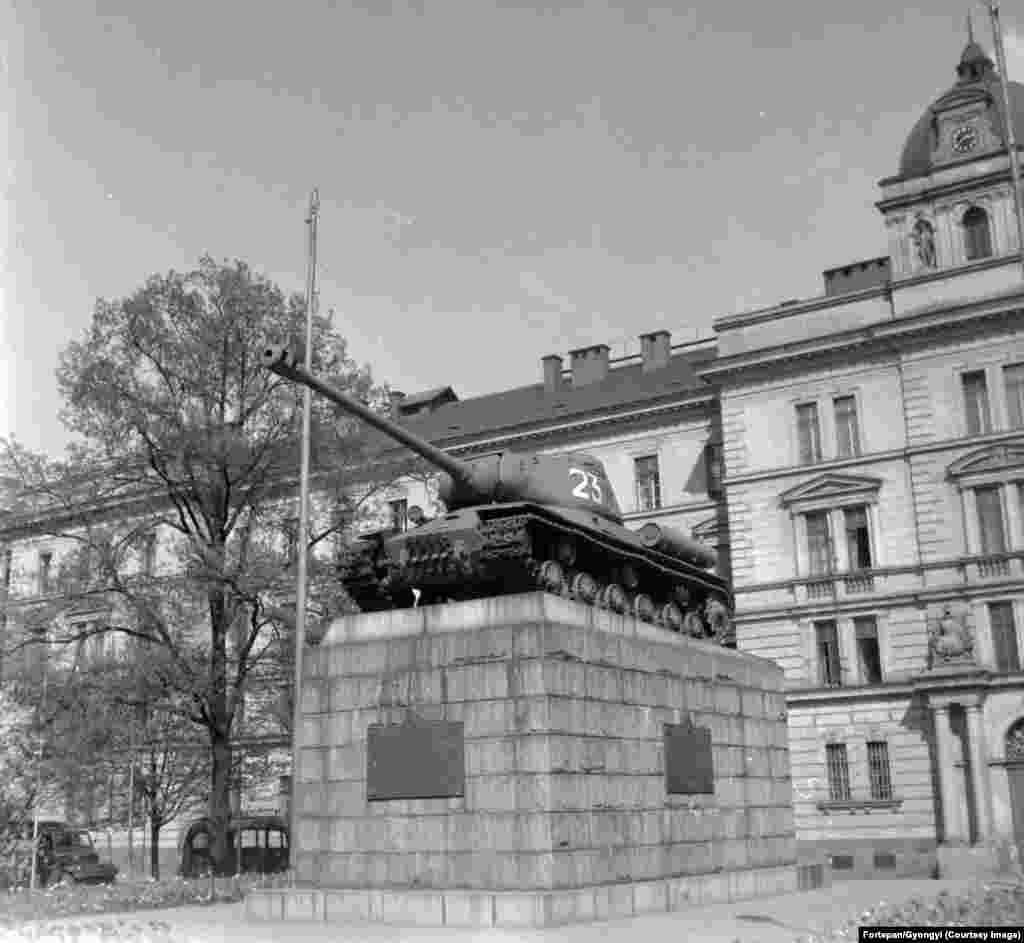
[723,429,1024,489]
[700,290,1023,384]
[712,284,889,334]
[876,164,1015,209]
[785,681,917,705]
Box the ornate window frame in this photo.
[779,473,884,577]
[947,439,1024,554]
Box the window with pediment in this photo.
[947,441,1024,555]
[779,473,882,578]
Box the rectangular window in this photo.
[634,455,661,511]
[867,741,893,800]
[976,485,1007,554]
[796,402,822,464]
[826,743,851,801]
[844,506,872,570]
[962,370,992,436]
[833,395,861,458]
[990,601,1020,673]
[1006,363,1024,429]
[806,511,833,576]
[816,620,842,686]
[389,498,408,534]
[38,551,52,595]
[855,616,883,684]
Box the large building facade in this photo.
[3,29,1023,882]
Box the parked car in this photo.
[18,821,118,886]
[178,815,289,878]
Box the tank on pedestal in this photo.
[263,345,733,642]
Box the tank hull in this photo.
[341,503,733,643]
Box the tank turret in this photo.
[264,345,733,642]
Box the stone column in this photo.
[965,701,993,841]
[933,702,966,844]
[961,489,979,555]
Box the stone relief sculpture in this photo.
[928,605,974,666]
[911,217,937,269]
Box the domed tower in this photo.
[878,22,1024,278]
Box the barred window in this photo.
[826,743,851,801]
[867,741,893,800]
[634,456,661,511]
[990,601,1020,673]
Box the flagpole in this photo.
[289,188,319,865]
[987,0,1024,278]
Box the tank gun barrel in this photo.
[262,345,472,485]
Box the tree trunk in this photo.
[208,584,233,876]
[149,818,161,880]
[209,730,233,875]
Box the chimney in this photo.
[569,344,610,387]
[541,355,564,393]
[389,390,406,419]
[639,330,671,372]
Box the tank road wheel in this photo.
[569,571,599,604]
[538,560,566,595]
[632,593,656,623]
[556,537,577,567]
[619,564,640,591]
[673,585,691,608]
[597,583,628,614]
[659,602,684,632]
[683,609,706,638]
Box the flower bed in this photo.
[0,873,294,927]
[795,883,1024,942]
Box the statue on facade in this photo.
[928,605,974,666]
[911,217,937,269]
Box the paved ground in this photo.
[20,878,994,942]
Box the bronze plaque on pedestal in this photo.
[366,717,465,801]
[664,720,715,795]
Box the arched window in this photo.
[1006,718,1024,762]
[963,206,993,260]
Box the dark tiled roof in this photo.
[365,346,718,456]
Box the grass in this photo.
[0,872,295,928]
[793,882,1024,942]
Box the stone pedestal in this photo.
[247,592,797,927]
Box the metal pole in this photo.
[988,0,1024,277]
[289,188,319,866]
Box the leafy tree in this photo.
[0,256,396,874]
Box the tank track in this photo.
[343,513,733,645]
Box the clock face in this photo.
[952,125,979,154]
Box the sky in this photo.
[3,0,1023,458]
